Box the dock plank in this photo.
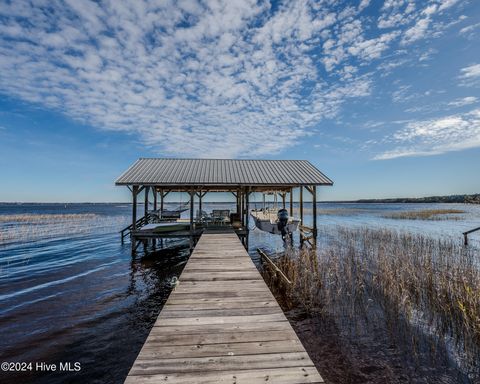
[125,233,323,383]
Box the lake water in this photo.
[0,202,479,383]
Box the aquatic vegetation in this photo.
[317,208,365,216]
[262,227,480,381]
[0,213,128,245]
[0,213,98,222]
[384,209,465,220]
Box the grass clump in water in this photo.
[0,213,127,245]
[262,227,480,381]
[384,209,465,220]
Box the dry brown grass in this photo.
[383,209,465,220]
[262,227,480,377]
[0,213,98,223]
[317,208,365,216]
[0,213,127,245]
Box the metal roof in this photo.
[115,158,333,187]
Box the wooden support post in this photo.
[289,188,293,216]
[464,233,468,246]
[304,186,318,246]
[144,186,150,224]
[245,189,250,249]
[240,191,245,227]
[153,188,157,211]
[245,189,250,229]
[131,185,138,253]
[300,186,304,244]
[160,189,165,215]
[236,190,240,215]
[312,186,317,246]
[132,186,138,230]
[281,193,286,209]
[189,191,194,250]
[198,190,202,216]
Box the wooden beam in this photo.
[299,187,304,243]
[304,185,314,195]
[132,185,138,230]
[299,187,304,223]
[189,191,195,249]
[160,189,164,213]
[241,190,245,227]
[245,189,250,230]
[132,185,145,195]
[289,188,293,216]
[237,189,241,216]
[144,186,150,224]
[312,185,317,241]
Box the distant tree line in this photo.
[351,194,480,204]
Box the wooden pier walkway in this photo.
[125,232,323,384]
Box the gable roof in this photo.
[115,158,333,187]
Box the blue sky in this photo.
[0,0,479,202]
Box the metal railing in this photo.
[463,226,480,246]
[120,213,153,243]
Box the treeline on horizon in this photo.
[1,193,480,205]
[349,193,480,204]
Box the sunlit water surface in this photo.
[0,202,479,383]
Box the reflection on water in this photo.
[0,202,479,383]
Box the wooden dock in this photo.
[125,232,323,384]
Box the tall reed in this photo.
[262,227,480,379]
[384,209,465,220]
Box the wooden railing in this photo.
[463,226,480,246]
[120,213,153,243]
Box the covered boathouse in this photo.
[116,158,333,253]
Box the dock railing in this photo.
[120,213,153,243]
[463,226,480,246]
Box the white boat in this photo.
[250,208,300,236]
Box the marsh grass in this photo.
[317,208,365,216]
[262,227,480,381]
[384,209,465,220]
[0,213,128,245]
[0,213,98,222]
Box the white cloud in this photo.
[358,0,371,12]
[0,0,466,158]
[438,0,460,12]
[447,96,478,107]
[459,22,480,38]
[459,64,480,79]
[0,0,373,158]
[375,108,480,159]
[458,63,480,87]
[401,18,431,44]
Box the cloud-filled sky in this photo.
[0,0,479,201]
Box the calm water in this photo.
[0,202,479,383]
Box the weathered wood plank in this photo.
[137,339,306,359]
[159,306,284,318]
[154,313,287,326]
[125,233,323,384]
[130,352,312,373]
[151,321,293,333]
[125,367,323,384]
[180,271,262,281]
[142,329,298,346]
[165,300,278,309]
